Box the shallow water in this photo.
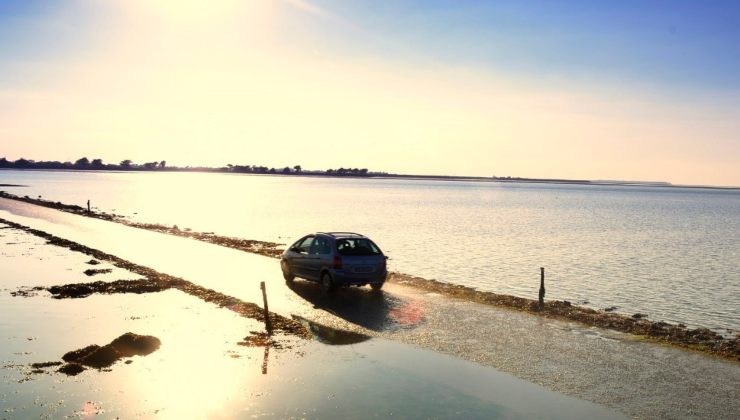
[0,224,625,419]
[1,170,739,332]
[1,207,738,419]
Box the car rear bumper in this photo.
[331,269,387,285]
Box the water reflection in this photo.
[4,170,738,332]
[0,204,629,419]
[286,280,425,332]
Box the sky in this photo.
[0,0,739,186]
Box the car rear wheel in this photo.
[321,273,335,294]
[370,282,384,291]
[281,261,294,282]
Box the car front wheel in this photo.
[281,260,295,282]
[370,282,384,291]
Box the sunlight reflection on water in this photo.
[1,170,739,331]
[0,229,625,419]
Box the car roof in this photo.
[317,232,367,239]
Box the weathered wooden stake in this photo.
[538,267,545,308]
[260,281,273,335]
[261,346,270,375]
[87,199,91,213]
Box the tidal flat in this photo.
[0,221,626,419]
[1,199,739,418]
[1,191,736,360]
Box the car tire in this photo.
[370,282,384,291]
[281,261,295,282]
[321,273,335,294]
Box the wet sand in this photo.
[1,197,739,418]
[388,273,739,359]
[0,191,284,257]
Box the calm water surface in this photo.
[2,169,739,332]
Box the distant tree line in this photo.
[0,157,167,171]
[0,157,375,177]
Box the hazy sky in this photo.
[1,0,739,185]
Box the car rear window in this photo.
[336,238,381,256]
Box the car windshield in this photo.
[335,238,381,256]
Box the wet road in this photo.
[1,197,739,419]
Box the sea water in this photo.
[2,169,738,332]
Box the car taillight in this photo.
[333,255,343,269]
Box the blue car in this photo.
[280,232,388,292]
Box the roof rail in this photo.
[318,231,366,237]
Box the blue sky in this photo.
[1,0,739,185]
[4,0,740,90]
[299,0,740,91]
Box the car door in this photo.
[290,236,314,278]
[305,235,331,280]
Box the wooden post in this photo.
[87,200,91,213]
[538,267,545,308]
[261,346,270,375]
[260,281,273,335]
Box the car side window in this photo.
[309,236,331,255]
[296,236,314,254]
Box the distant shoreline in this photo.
[2,167,739,191]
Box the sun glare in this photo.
[130,0,272,24]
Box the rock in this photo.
[604,306,618,312]
[58,363,85,376]
[62,345,100,362]
[78,344,122,368]
[30,361,62,369]
[49,284,94,298]
[110,332,161,357]
[60,333,160,371]
[83,268,112,276]
[632,313,647,319]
